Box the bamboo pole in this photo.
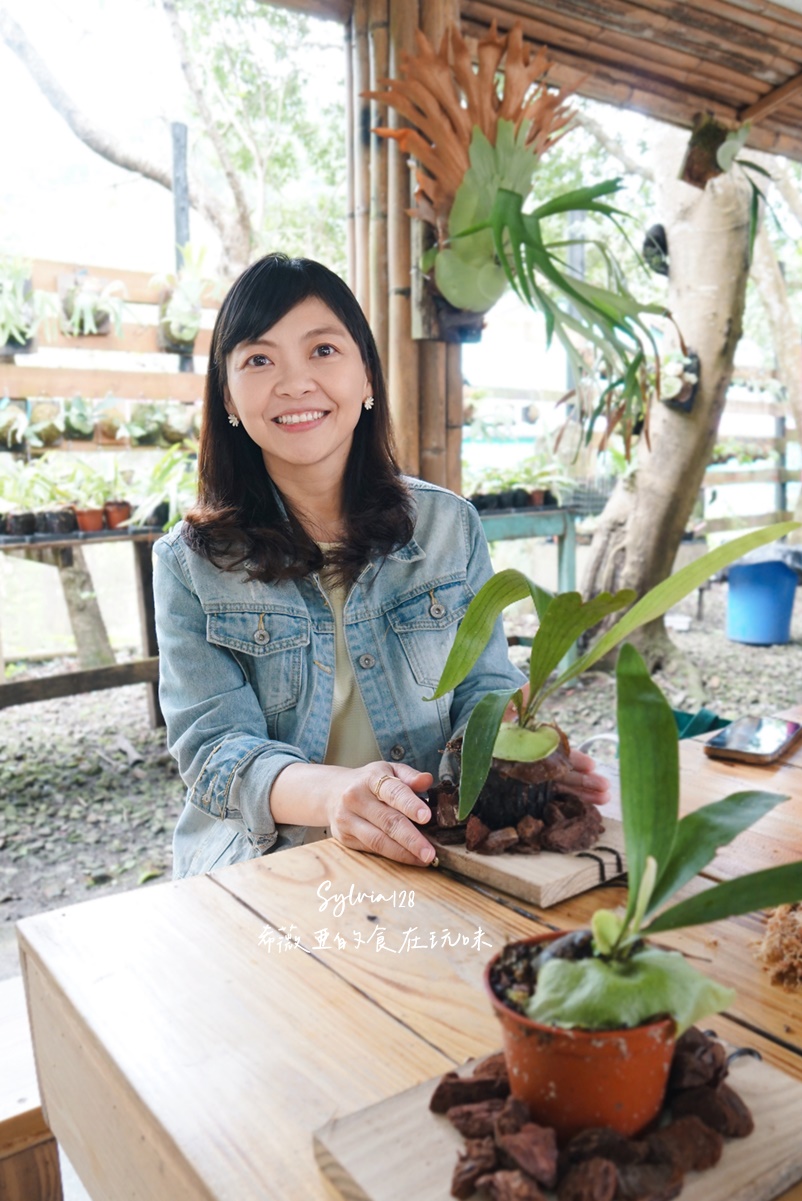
[368,0,389,374]
[351,0,371,315]
[344,18,356,288]
[419,334,447,486]
[417,0,460,488]
[386,0,420,475]
[445,341,463,493]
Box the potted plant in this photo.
[0,397,28,450]
[26,457,77,534]
[66,459,113,531]
[429,520,797,840]
[63,396,96,442]
[0,255,59,356]
[0,459,37,536]
[367,23,668,450]
[122,402,166,447]
[484,641,802,1140]
[129,444,198,530]
[26,399,64,450]
[153,244,219,355]
[60,271,126,337]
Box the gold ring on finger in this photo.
[372,773,395,799]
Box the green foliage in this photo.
[524,642,801,1033]
[153,244,220,347]
[0,255,59,347]
[432,520,798,819]
[61,275,125,337]
[129,444,198,530]
[167,0,347,270]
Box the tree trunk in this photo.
[52,548,116,670]
[750,224,802,539]
[582,129,754,670]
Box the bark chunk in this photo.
[446,1099,506,1138]
[560,1126,648,1170]
[429,1071,509,1113]
[615,1162,684,1201]
[497,1123,558,1187]
[475,1168,548,1201]
[667,1026,728,1092]
[493,1096,533,1138]
[466,815,491,851]
[558,1156,618,1201]
[646,1115,723,1173]
[478,826,521,855]
[670,1080,754,1137]
[450,1136,498,1199]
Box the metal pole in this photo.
[171,121,193,373]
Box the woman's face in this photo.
[224,296,372,486]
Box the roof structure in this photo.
[269,0,802,162]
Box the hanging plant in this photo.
[367,22,669,450]
[152,244,220,355]
[60,271,126,337]
[0,255,58,355]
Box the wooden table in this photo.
[0,528,162,724]
[16,726,802,1201]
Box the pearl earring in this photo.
[227,413,240,428]
[363,396,374,411]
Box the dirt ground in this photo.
[2,580,802,943]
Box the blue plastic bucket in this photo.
[726,561,797,645]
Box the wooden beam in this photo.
[253,0,352,21]
[0,364,205,403]
[35,325,212,357]
[31,260,226,307]
[740,69,802,123]
[0,658,159,709]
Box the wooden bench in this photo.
[0,976,63,1201]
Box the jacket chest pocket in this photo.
[386,580,473,687]
[206,609,310,715]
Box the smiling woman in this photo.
[152,254,608,880]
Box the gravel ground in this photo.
[2,579,802,940]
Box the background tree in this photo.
[0,0,346,274]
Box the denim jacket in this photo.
[153,478,525,878]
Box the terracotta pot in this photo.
[484,932,676,1142]
[73,507,105,532]
[103,500,131,529]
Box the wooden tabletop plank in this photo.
[17,874,452,1201]
[211,841,554,1063]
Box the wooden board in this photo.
[315,1049,802,1201]
[430,818,626,908]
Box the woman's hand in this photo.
[325,761,437,867]
[561,748,611,808]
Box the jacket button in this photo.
[390,744,405,760]
[429,602,446,618]
[359,654,376,669]
[253,629,270,645]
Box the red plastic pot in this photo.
[484,931,676,1142]
[103,500,131,529]
[73,507,104,532]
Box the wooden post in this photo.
[417,0,461,490]
[386,0,420,475]
[133,540,163,729]
[351,0,371,315]
[368,0,389,373]
[171,122,193,376]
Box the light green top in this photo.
[319,556,382,770]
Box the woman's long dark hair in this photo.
[184,253,413,583]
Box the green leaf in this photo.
[644,861,802,935]
[550,521,799,695]
[716,124,751,172]
[429,570,553,700]
[493,722,560,763]
[591,908,624,956]
[648,791,790,916]
[527,589,635,702]
[616,645,679,921]
[525,945,735,1035]
[458,688,518,819]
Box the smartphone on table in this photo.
[704,716,802,765]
